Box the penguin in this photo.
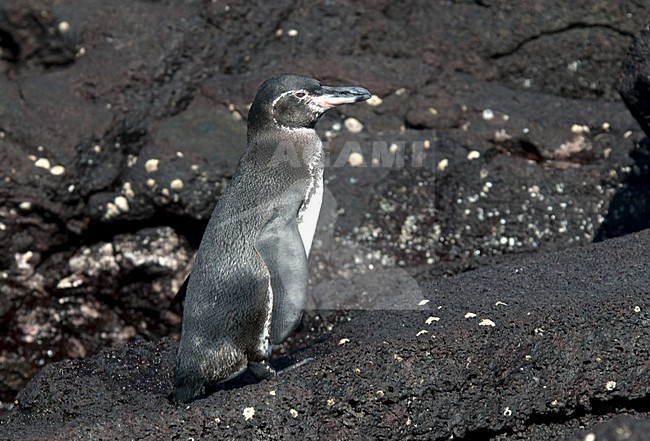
[172,74,371,402]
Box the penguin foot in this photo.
[248,360,277,380]
[278,357,315,375]
[248,357,315,381]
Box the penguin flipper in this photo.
[170,275,190,308]
[256,212,309,345]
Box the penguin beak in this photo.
[310,85,372,108]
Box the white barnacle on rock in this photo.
[482,109,494,120]
[479,318,495,327]
[348,152,365,167]
[15,251,34,273]
[122,182,135,199]
[145,158,159,173]
[127,154,138,167]
[494,129,512,143]
[118,227,189,272]
[58,21,70,33]
[56,274,84,289]
[50,165,65,175]
[366,95,383,106]
[242,407,255,420]
[399,215,418,242]
[34,158,51,169]
[104,202,120,219]
[344,117,364,133]
[467,150,480,160]
[464,312,477,319]
[425,316,440,324]
[114,196,129,212]
[570,123,589,134]
[68,242,119,277]
[170,179,184,191]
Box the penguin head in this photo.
[249,74,371,130]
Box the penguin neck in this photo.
[249,111,317,135]
[247,124,323,169]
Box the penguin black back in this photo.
[172,74,370,402]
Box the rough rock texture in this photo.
[620,24,650,137]
[1,230,648,440]
[0,0,649,438]
[567,417,650,441]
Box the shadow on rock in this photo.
[595,138,650,241]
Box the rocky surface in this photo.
[620,23,650,138]
[1,230,648,440]
[1,0,649,438]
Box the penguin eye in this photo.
[295,91,307,98]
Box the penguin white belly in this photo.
[259,177,321,355]
[259,277,273,356]
[297,173,323,257]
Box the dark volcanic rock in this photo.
[1,230,648,440]
[620,24,650,138]
[0,227,190,402]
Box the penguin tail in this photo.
[169,381,203,403]
[169,275,190,309]
[170,363,206,403]
[171,355,205,403]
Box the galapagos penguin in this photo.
[172,74,371,402]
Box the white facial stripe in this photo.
[271,89,306,108]
[271,89,324,130]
